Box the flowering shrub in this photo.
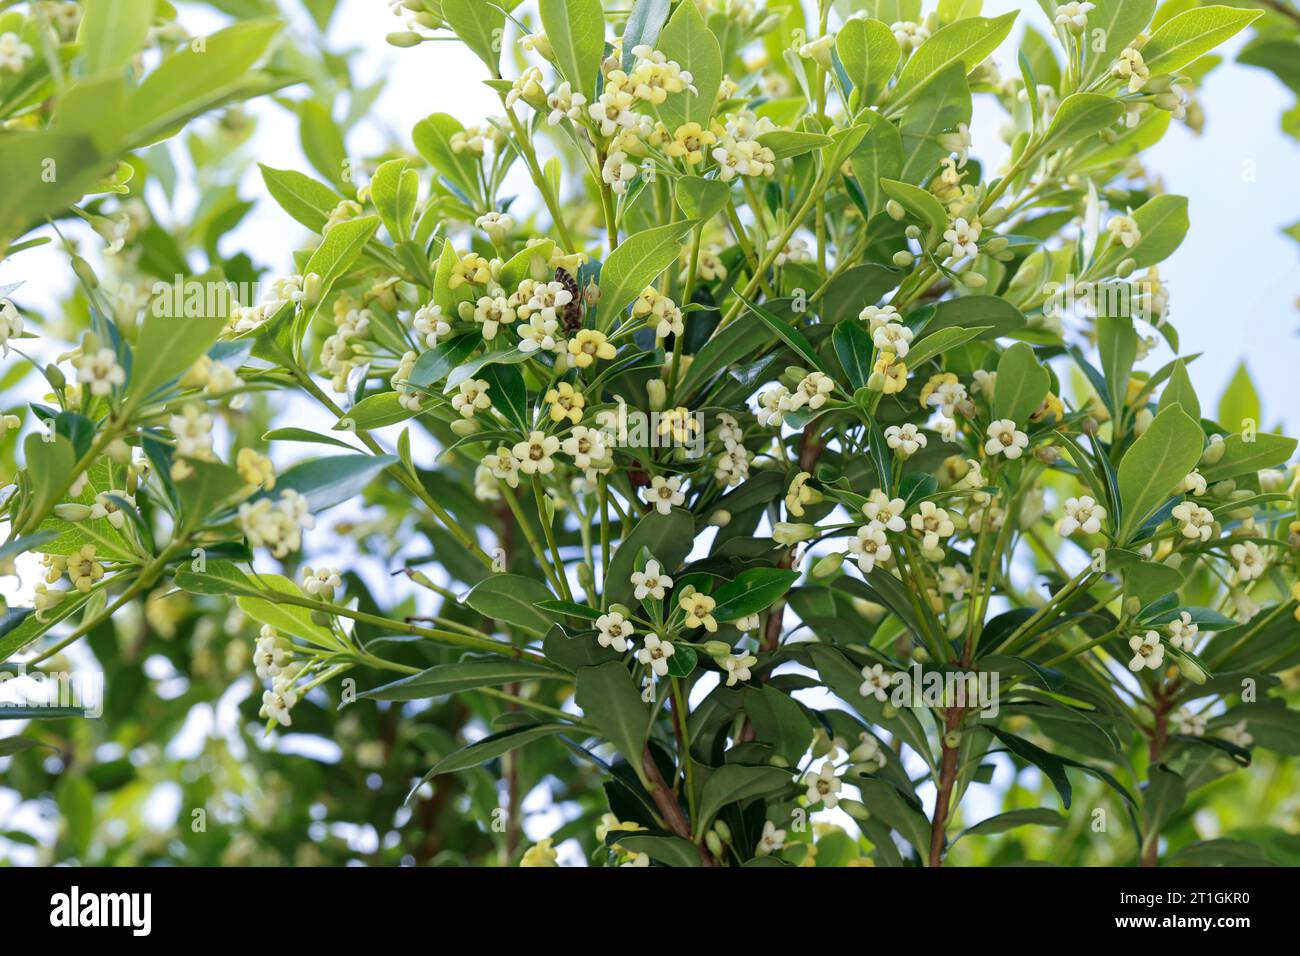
[3,0,1300,868]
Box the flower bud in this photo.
[843,800,871,821]
[1200,434,1226,465]
[705,831,724,857]
[885,199,905,220]
[1099,127,1118,145]
[892,249,915,267]
[707,510,731,528]
[904,225,922,240]
[1133,408,1154,435]
[882,703,898,718]
[943,730,962,748]
[1144,74,1174,94]
[982,206,1008,227]
[449,418,479,437]
[54,503,93,522]
[812,552,843,578]
[646,378,666,411]
[1116,258,1136,278]
[702,640,731,657]
[386,30,424,47]
[773,522,815,545]
[1153,91,1182,111]
[934,241,953,258]
[71,255,99,289]
[984,236,1009,254]
[1176,654,1206,684]
[959,271,987,289]
[1123,596,1142,617]
[712,820,731,843]
[912,646,930,664]
[301,272,323,307]
[1033,444,1062,465]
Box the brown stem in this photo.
[928,708,964,867]
[1141,691,1171,867]
[642,745,718,866]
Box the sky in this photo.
[1,0,1297,863]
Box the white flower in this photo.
[511,431,560,475]
[937,564,971,601]
[735,613,761,633]
[863,491,907,533]
[1223,719,1253,748]
[260,685,299,727]
[643,475,685,514]
[910,501,955,553]
[0,299,24,354]
[561,426,608,470]
[859,662,892,702]
[1180,470,1207,496]
[943,216,982,258]
[1107,214,1141,249]
[767,236,812,268]
[0,32,34,74]
[848,522,892,573]
[472,296,515,341]
[637,634,676,676]
[451,378,492,418]
[850,732,887,771]
[475,211,515,243]
[1229,541,1266,581]
[631,559,672,601]
[859,304,900,332]
[517,312,561,353]
[482,446,521,489]
[873,321,914,358]
[788,371,834,411]
[890,21,929,51]
[254,626,292,680]
[1054,1,1095,33]
[984,419,1028,459]
[803,761,842,808]
[937,122,972,167]
[756,820,786,856]
[884,423,927,459]
[1127,630,1165,671]
[1171,501,1214,541]
[595,611,634,652]
[73,348,127,396]
[1058,496,1106,536]
[719,649,758,687]
[301,566,342,598]
[756,386,792,427]
[170,404,214,459]
[238,489,315,559]
[1112,47,1149,93]
[89,492,135,529]
[546,81,587,125]
[1167,611,1199,650]
[1173,709,1206,737]
[797,33,836,69]
[601,149,638,195]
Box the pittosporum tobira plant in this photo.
[3,0,1299,868]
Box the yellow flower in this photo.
[236,448,276,491]
[664,122,717,165]
[1031,391,1065,423]
[520,838,558,867]
[567,329,616,368]
[449,253,492,290]
[919,372,957,409]
[544,382,585,424]
[870,352,907,394]
[678,586,718,632]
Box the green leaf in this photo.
[1097,315,1138,418]
[953,807,1068,843]
[1099,194,1188,270]
[480,362,529,432]
[78,0,154,76]
[621,0,672,69]
[463,574,555,637]
[926,295,1025,339]
[695,764,791,831]
[267,453,398,512]
[598,219,699,323]
[836,17,900,107]
[575,661,650,766]
[608,832,701,866]
[898,61,971,184]
[1080,0,1157,84]
[1216,361,1260,432]
[832,320,873,390]
[369,158,420,242]
[856,777,933,854]
[410,332,479,388]
[537,600,603,621]
[1158,358,1199,420]
[414,723,570,786]
[1198,431,1297,483]
[336,393,419,431]
[539,0,606,101]
[1141,5,1262,76]
[129,19,282,134]
[1116,403,1204,541]
[992,342,1050,425]
[1143,763,1187,836]
[1039,93,1123,156]
[742,685,814,766]
[711,568,800,621]
[904,325,993,369]
[848,114,903,216]
[22,433,76,526]
[174,458,247,530]
[441,0,507,76]
[413,113,483,203]
[126,307,227,407]
[298,100,348,190]
[258,164,340,232]
[757,130,833,160]
[605,509,697,607]
[734,289,830,375]
[655,0,722,131]
[675,176,731,221]
[359,660,563,701]
[879,177,948,242]
[892,12,1017,107]
[236,573,336,648]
